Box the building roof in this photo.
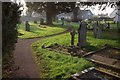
[78,10,93,15]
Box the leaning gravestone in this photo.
[70,30,76,46]
[25,21,30,31]
[78,21,87,48]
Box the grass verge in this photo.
[18,22,67,39]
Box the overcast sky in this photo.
[80,4,115,16]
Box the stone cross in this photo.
[25,21,30,31]
[78,21,87,48]
[70,30,76,46]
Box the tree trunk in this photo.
[46,2,55,25]
[73,7,79,22]
[117,4,120,47]
[46,12,53,25]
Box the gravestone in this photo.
[106,22,110,29]
[78,21,81,47]
[78,21,87,48]
[40,18,44,25]
[61,17,64,25]
[56,16,59,23]
[70,30,76,46]
[97,23,103,38]
[92,21,98,38]
[34,21,37,24]
[25,21,30,31]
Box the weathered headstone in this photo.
[25,21,30,31]
[70,30,76,46]
[61,17,64,25]
[92,21,98,38]
[106,22,110,29]
[34,21,37,24]
[78,21,81,47]
[97,23,103,38]
[40,18,44,25]
[78,21,87,48]
[56,16,59,23]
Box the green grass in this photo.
[17,22,67,38]
[32,25,119,78]
[30,20,119,79]
[53,21,79,30]
[32,37,93,78]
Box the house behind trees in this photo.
[57,9,94,21]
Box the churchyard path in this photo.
[13,30,69,78]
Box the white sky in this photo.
[80,4,115,16]
[19,0,115,16]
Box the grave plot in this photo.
[71,67,119,80]
[42,43,86,56]
[83,45,120,78]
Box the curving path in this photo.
[13,30,69,78]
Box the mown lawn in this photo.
[17,22,68,38]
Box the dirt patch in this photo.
[85,46,120,78]
[71,67,117,79]
[94,48,120,60]
[88,47,120,68]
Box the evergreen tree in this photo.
[2,2,21,65]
